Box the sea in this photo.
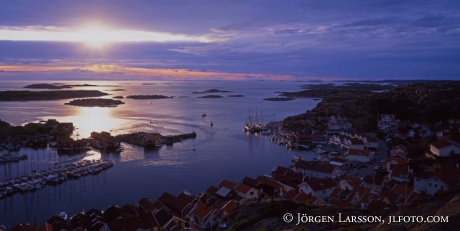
[0,80,322,227]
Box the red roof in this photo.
[219,179,237,189]
[305,177,338,191]
[221,201,238,214]
[256,176,283,189]
[191,201,213,220]
[348,149,371,157]
[294,160,338,174]
[138,198,157,213]
[431,139,453,149]
[341,177,361,189]
[234,183,255,194]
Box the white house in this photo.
[347,149,372,162]
[344,138,365,150]
[298,177,338,199]
[429,139,460,157]
[339,178,362,191]
[414,172,458,195]
[233,183,259,200]
[293,160,341,179]
[363,136,379,150]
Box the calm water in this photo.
[0,80,321,227]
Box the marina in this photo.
[0,158,113,199]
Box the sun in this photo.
[76,24,113,48]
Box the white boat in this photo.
[58,212,68,220]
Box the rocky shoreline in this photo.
[282,81,460,131]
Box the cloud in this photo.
[0,0,459,80]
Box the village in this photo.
[5,113,460,231]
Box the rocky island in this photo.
[64,98,125,107]
[0,90,109,101]
[126,95,173,99]
[192,88,231,94]
[197,95,224,98]
[227,94,244,97]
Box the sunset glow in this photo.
[0,25,210,46]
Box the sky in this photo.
[0,0,459,81]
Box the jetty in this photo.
[116,132,197,147]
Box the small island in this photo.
[110,89,126,91]
[192,89,230,94]
[64,98,125,107]
[227,94,244,97]
[126,95,173,99]
[113,96,124,99]
[0,90,109,101]
[263,97,295,101]
[197,95,224,98]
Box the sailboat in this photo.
[202,107,207,118]
[210,118,213,127]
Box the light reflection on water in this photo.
[0,80,322,227]
[82,150,101,161]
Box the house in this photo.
[379,189,403,205]
[138,198,158,213]
[256,176,292,197]
[271,166,304,188]
[284,190,327,206]
[414,172,459,195]
[339,177,362,191]
[329,188,361,206]
[391,145,409,159]
[293,160,341,179]
[233,183,259,200]
[329,157,349,167]
[188,201,217,229]
[328,116,353,131]
[363,136,379,150]
[221,201,239,216]
[387,164,412,183]
[216,179,237,198]
[143,134,163,147]
[157,192,196,217]
[298,177,338,199]
[429,139,460,157]
[347,149,372,162]
[294,134,327,144]
[391,183,422,204]
[378,114,396,131]
[361,175,385,193]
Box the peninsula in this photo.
[0,90,109,101]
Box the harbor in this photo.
[0,158,114,199]
[0,80,319,227]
